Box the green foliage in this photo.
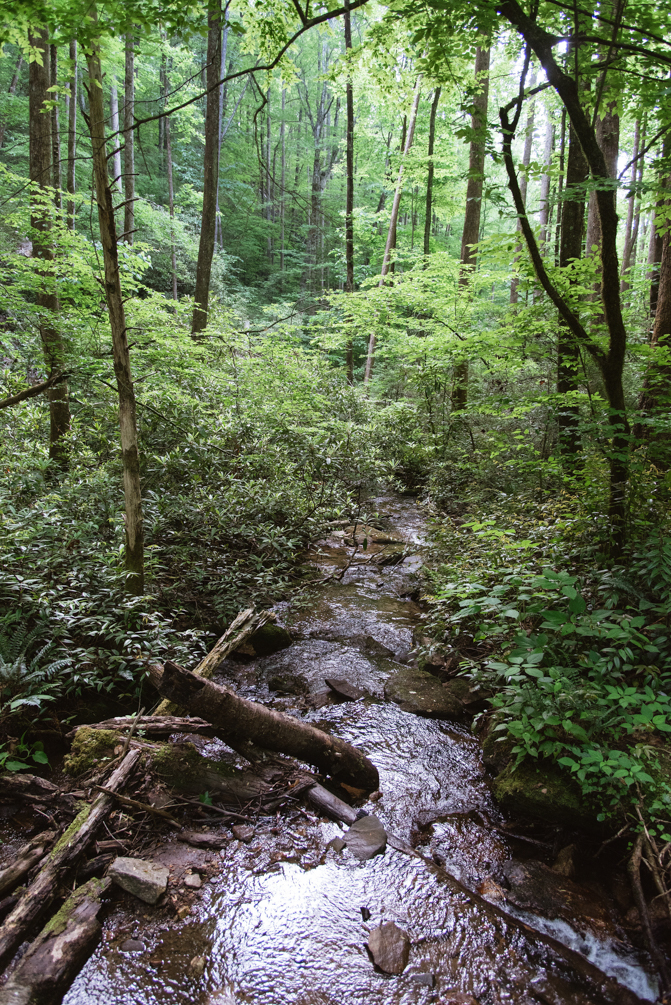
[0,735,49,773]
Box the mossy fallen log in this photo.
[0,832,56,899]
[150,660,379,791]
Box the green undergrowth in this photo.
[422,491,671,840]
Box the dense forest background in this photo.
[0,0,670,841]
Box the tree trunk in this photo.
[109,79,122,192]
[620,117,641,290]
[0,748,140,970]
[649,201,665,318]
[29,27,71,465]
[344,2,355,383]
[363,76,421,384]
[538,113,554,249]
[49,44,62,210]
[557,123,589,458]
[151,660,379,791]
[0,52,22,150]
[510,67,536,303]
[66,40,77,230]
[423,86,441,262]
[122,33,135,244]
[214,15,229,250]
[628,124,646,278]
[86,35,145,594]
[192,1,221,334]
[280,88,286,275]
[452,45,490,411]
[0,877,111,1005]
[166,109,178,300]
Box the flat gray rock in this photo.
[384,667,464,719]
[109,857,169,904]
[325,678,367,701]
[343,814,386,861]
[120,939,145,953]
[367,922,410,974]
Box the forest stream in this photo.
[59,495,659,1005]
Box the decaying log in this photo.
[66,715,216,742]
[0,832,56,899]
[150,660,379,792]
[0,748,140,970]
[0,774,72,808]
[178,830,230,850]
[0,877,111,1005]
[154,607,275,715]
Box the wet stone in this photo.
[410,973,435,987]
[109,857,169,905]
[367,921,410,974]
[231,824,254,843]
[325,678,367,701]
[119,939,145,953]
[343,814,387,861]
[188,955,207,977]
[327,836,346,852]
[384,667,465,719]
[184,872,202,889]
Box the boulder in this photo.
[109,858,169,905]
[343,815,387,861]
[233,623,293,659]
[64,727,120,777]
[325,678,367,701]
[501,858,617,937]
[384,667,464,719]
[491,759,598,830]
[367,922,410,974]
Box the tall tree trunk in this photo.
[620,117,643,292]
[649,199,665,318]
[344,2,355,383]
[86,31,144,595]
[423,86,441,262]
[538,113,554,249]
[66,40,76,230]
[166,109,177,300]
[628,125,646,279]
[557,123,589,458]
[122,33,135,244]
[363,76,421,384]
[192,1,221,335]
[510,68,536,303]
[452,45,490,411]
[215,15,229,249]
[0,53,23,150]
[280,88,286,275]
[49,45,62,210]
[29,28,70,464]
[109,79,122,192]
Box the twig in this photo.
[93,786,180,828]
[120,707,145,758]
[173,795,252,822]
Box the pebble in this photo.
[367,922,410,974]
[184,873,202,889]
[343,815,387,861]
[231,824,254,843]
[119,938,145,953]
[176,905,190,920]
[109,857,169,905]
[188,955,207,977]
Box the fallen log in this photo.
[150,661,379,792]
[0,773,73,809]
[66,715,216,742]
[0,748,140,970]
[155,608,276,715]
[0,831,56,899]
[0,877,111,1005]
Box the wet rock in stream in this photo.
[501,859,618,938]
[109,858,169,905]
[384,666,465,719]
[367,921,410,974]
[325,678,367,701]
[343,814,387,860]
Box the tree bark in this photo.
[166,109,177,300]
[0,832,56,899]
[538,113,554,249]
[557,122,588,458]
[151,660,380,791]
[452,45,490,411]
[649,197,666,318]
[122,33,135,244]
[423,85,441,262]
[66,40,77,230]
[192,1,221,334]
[510,68,536,303]
[280,87,286,275]
[363,76,421,384]
[0,748,140,970]
[0,877,111,1005]
[86,34,144,594]
[344,2,355,382]
[29,27,71,465]
[109,79,122,192]
[0,52,22,150]
[620,117,641,290]
[49,44,62,210]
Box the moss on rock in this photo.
[492,758,600,831]
[151,741,268,800]
[63,728,120,777]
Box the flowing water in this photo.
[63,495,659,1005]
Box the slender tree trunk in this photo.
[554,108,566,265]
[166,110,177,300]
[423,86,441,262]
[49,45,62,211]
[192,1,221,335]
[66,40,76,230]
[344,3,355,382]
[363,76,421,384]
[280,88,286,274]
[510,68,536,303]
[109,80,122,192]
[557,123,589,458]
[620,117,644,293]
[86,31,145,594]
[266,88,272,263]
[649,200,665,318]
[29,28,70,464]
[214,15,229,250]
[584,97,619,297]
[0,53,23,150]
[122,33,135,244]
[538,113,554,249]
[452,45,490,411]
[628,124,646,278]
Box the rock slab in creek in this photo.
[384,667,464,719]
[325,678,367,701]
[343,814,387,861]
[367,922,410,974]
[109,857,169,904]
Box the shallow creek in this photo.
[63,495,659,1005]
